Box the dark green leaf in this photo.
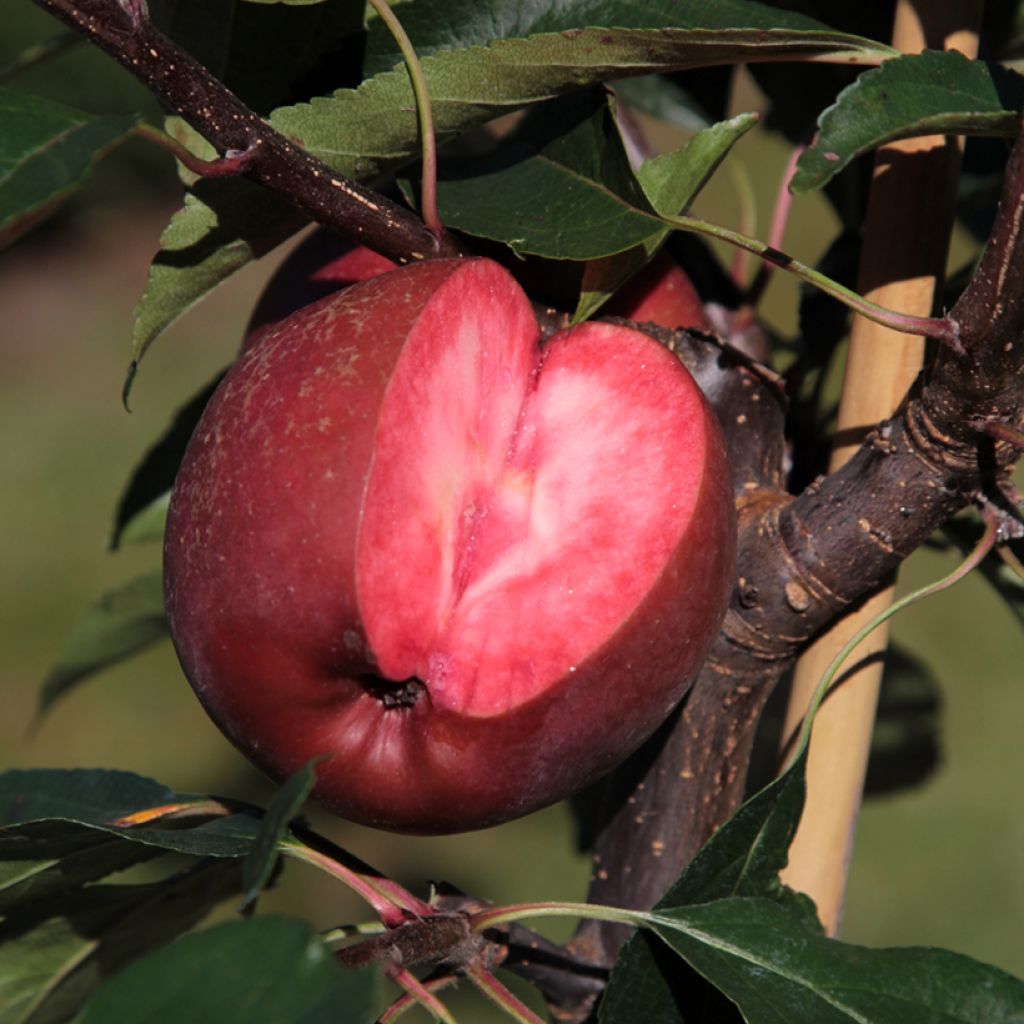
[134,3,889,364]
[79,916,381,1024]
[281,2,889,185]
[37,573,168,721]
[601,749,816,1023]
[576,111,756,321]
[650,897,1024,1024]
[240,762,318,912]
[111,373,223,549]
[0,88,138,249]
[794,52,1024,192]
[150,0,365,114]
[362,0,891,77]
[423,90,660,260]
[613,76,714,132]
[0,769,260,859]
[0,823,160,916]
[0,859,242,1024]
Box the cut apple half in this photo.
[165,257,735,833]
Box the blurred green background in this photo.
[2,2,1022,1016]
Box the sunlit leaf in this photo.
[794,51,1024,192]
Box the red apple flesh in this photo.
[164,257,735,834]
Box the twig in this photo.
[31,0,463,264]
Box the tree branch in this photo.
[569,118,1024,981]
[31,0,463,264]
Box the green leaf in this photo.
[0,860,242,1024]
[111,374,223,549]
[421,90,661,260]
[133,3,889,367]
[282,11,889,184]
[362,0,892,77]
[131,182,304,366]
[0,823,161,916]
[37,573,168,721]
[150,0,366,115]
[600,751,815,1023]
[0,769,260,859]
[240,762,318,912]
[794,52,1024,192]
[576,111,756,321]
[612,76,715,132]
[80,917,380,1024]
[0,88,138,249]
[117,493,170,547]
[649,897,1024,1024]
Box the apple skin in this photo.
[246,229,709,344]
[164,258,735,834]
[245,229,396,338]
[604,250,713,331]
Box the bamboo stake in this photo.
[779,0,982,935]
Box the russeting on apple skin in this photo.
[164,257,736,834]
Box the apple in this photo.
[245,228,396,338]
[164,257,735,834]
[247,229,710,346]
[604,250,713,331]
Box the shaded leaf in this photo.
[361,0,891,77]
[650,897,1024,1024]
[131,182,304,366]
[576,111,756,321]
[240,762,318,912]
[0,88,138,249]
[116,493,170,547]
[284,12,888,184]
[150,0,365,114]
[0,824,160,916]
[600,750,815,1023]
[79,916,380,1024]
[612,75,715,132]
[422,90,661,260]
[0,769,260,859]
[134,3,888,366]
[794,51,1024,192]
[0,859,242,1024]
[37,574,168,721]
[111,373,223,549]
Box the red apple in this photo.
[245,229,396,342]
[164,257,735,834]
[605,250,712,331]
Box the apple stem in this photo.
[469,900,653,933]
[281,836,431,926]
[661,212,961,349]
[385,965,459,1024]
[464,965,548,1024]
[366,0,444,242]
[133,123,259,179]
[379,975,459,1024]
[781,508,997,768]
